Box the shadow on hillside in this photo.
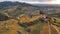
[0,14,10,21]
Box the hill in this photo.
[0,1,35,9]
[0,1,40,19]
[0,1,60,34]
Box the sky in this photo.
[0,0,60,4]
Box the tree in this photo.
[39,10,44,14]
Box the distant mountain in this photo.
[0,1,60,19]
[0,1,40,19]
[0,1,33,6]
[1,1,60,8]
[0,1,36,9]
[33,4,60,6]
[32,4,60,8]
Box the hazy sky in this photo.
[0,0,60,4]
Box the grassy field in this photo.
[30,21,44,34]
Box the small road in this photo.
[40,22,58,34]
[40,23,49,34]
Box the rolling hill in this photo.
[0,1,60,34]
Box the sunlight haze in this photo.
[0,0,60,4]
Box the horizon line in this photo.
[0,1,60,4]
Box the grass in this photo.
[51,25,60,34]
[30,21,44,34]
[52,25,60,32]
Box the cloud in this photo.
[0,0,55,2]
[25,1,55,4]
[0,0,56,4]
[18,0,55,4]
[23,0,53,2]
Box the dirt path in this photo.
[41,23,49,34]
[40,23,58,34]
